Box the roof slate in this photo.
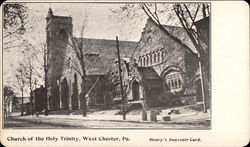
[73,38,137,75]
[162,25,196,51]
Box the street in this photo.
[4,117,65,128]
[4,116,210,129]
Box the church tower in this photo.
[46,8,73,110]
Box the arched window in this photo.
[164,71,183,92]
[157,51,160,63]
[150,54,153,65]
[139,56,142,66]
[140,57,143,66]
[161,48,165,62]
[146,55,149,66]
[153,52,156,63]
[143,56,146,66]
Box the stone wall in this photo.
[132,18,200,107]
[46,13,73,110]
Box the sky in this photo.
[3,3,149,96]
[27,3,147,41]
[3,3,204,96]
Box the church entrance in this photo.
[72,74,79,110]
[61,78,69,109]
[195,79,203,102]
[132,81,140,101]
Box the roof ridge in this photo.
[74,37,137,43]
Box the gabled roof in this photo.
[133,18,197,57]
[137,67,161,80]
[84,75,113,97]
[162,25,196,51]
[73,38,137,75]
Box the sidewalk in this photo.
[9,110,211,127]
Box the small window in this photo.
[147,37,152,44]
[59,29,67,41]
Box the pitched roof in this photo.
[74,38,137,75]
[162,25,196,51]
[137,67,161,79]
[135,18,196,55]
[84,75,112,97]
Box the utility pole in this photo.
[198,55,207,113]
[116,36,126,120]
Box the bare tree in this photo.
[15,63,28,116]
[113,3,210,112]
[68,21,88,117]
[23,39,50,115]
[173,4,210,111]
[3,3,28,51]
[139,3,210,112]
[3,86,16,118]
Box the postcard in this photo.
[1,0,249,146]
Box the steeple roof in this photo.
[47,8,53,18]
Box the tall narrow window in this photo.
[143,56,146,66]
[150,54,153,65]
[161,49,165,62]
[154,52,156,63]
[146,55,149,66]
[157,52,160,63]
[177,78,181,88]
[139,57,141,66]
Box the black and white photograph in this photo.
[1,1,250,146]
[2,2,212,129]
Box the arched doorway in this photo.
[72,74,79,110]
[61,78,69,110]
[132,81,140,101]
[195,79,203,102]
[53,85,60,110]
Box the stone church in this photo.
[45,8,209,113]
[45,8,137,112]
[122,18,208,108]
